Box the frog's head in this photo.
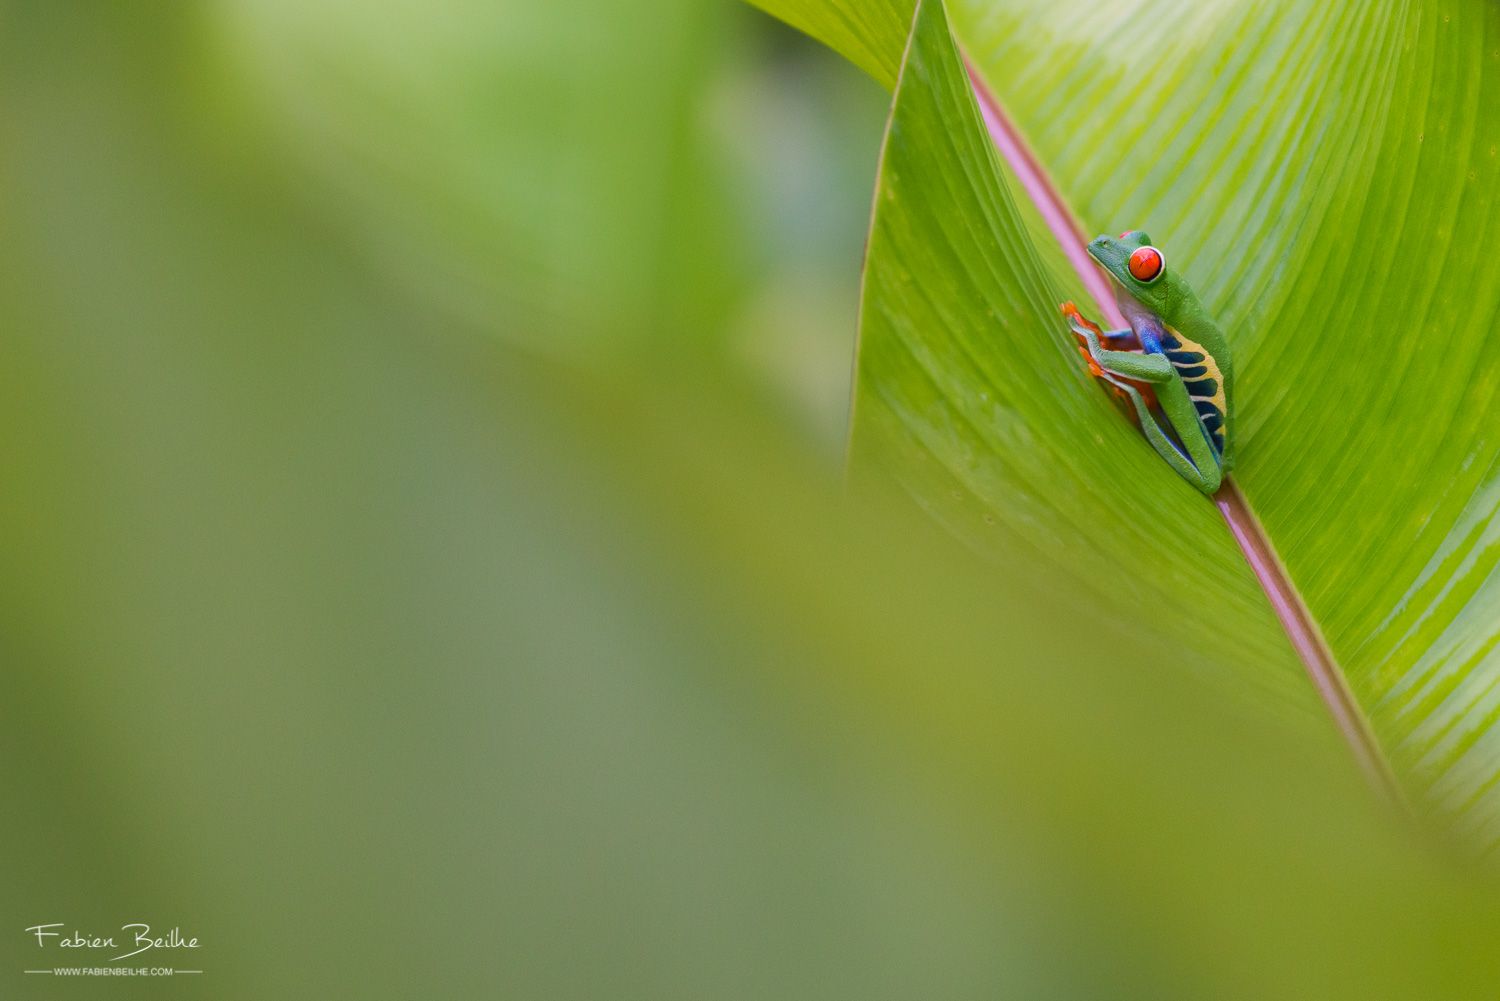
[1087,230,1189,316]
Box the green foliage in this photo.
[745,0,914,88]
[213,0,741,360]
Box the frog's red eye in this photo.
[1128,245,1164,283]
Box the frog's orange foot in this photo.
[1061,301,1107,377]
[1060,300,1104,338]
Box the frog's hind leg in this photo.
[1152,379,1223,494]
[1098,375,1208,489]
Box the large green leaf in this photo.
[849,0,1318,715]
[954,0,1500,847]
[761,0,1500,846]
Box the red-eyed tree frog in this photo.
[1060,231,1233,495]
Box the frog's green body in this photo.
[1063,231,1234,495]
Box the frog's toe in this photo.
[1060,300,1103,339]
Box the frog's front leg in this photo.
[1075,329,1223,494]
[1072,327,1175,384]
[1061,301,1140,386]
[1061,301,1138,350]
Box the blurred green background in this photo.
[4,3,1500,998]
